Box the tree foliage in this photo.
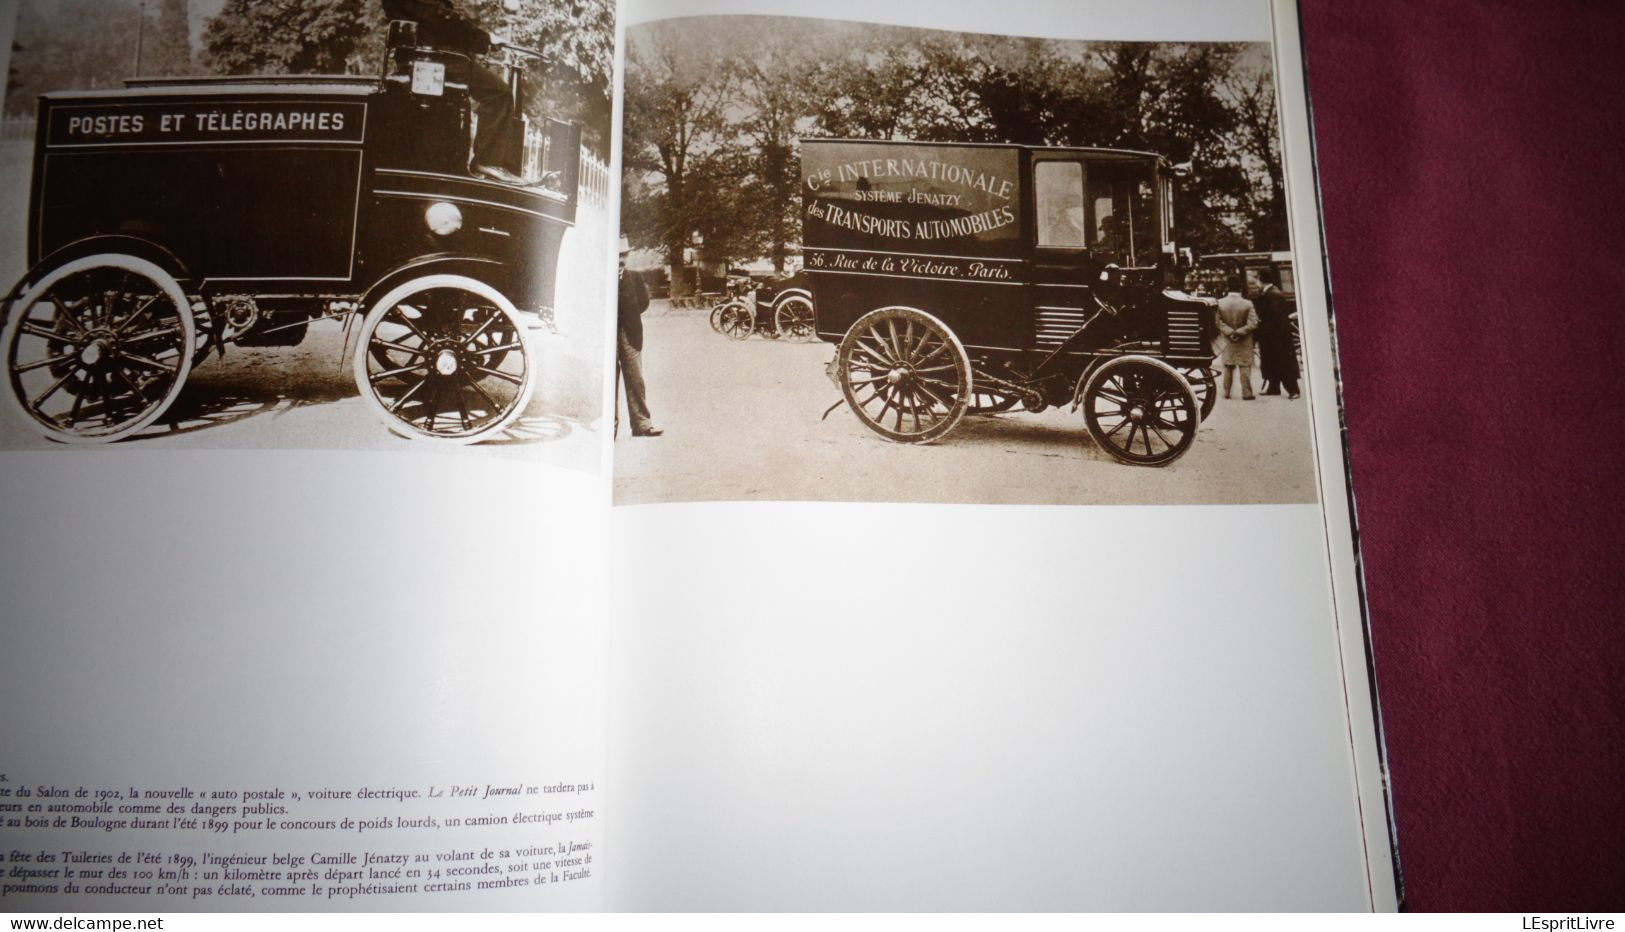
[146,0,195,76]
[200,0,375,75]
[621,20,736,293]
[6,0,144,115]
[463,0,616,154]
[622,17,1292,271]
[6,0,612,153]
[196,0,612,153]
[729,20,833,271]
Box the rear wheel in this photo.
[1181,366,1218,421]
[759,304,782,340]
[354,274,534,443]
[2,254,195,443]
[1082,356,1199,466]
[708,300,728,334]
[835,306,970,444]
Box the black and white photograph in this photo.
[0,0,615,467]
[614,15,1312,505]
[0,0,1425,916]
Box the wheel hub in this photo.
[887,366,909,385]
[434,349,459,376]
[1127,403,1147,423]
[78,334,115,368]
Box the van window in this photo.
[1035,161,1085,248]
[1087,164,1160,266]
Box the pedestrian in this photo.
[1253,266,1301,399]
[617,237,661,437]
[381,0,527,183]
[1215,275,1259,400]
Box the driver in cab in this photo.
[382,0,527,184]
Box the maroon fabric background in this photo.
[1297,1,1625,911]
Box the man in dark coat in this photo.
[1253,266,1301,398]
[381,0,525,182]
[617,240,661,436]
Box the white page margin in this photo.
[606,0,1397,910]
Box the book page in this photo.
[607,0,1397,909]
[0,0,618,912]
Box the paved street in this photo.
[614,301,1321,506]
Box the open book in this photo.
[0,0,1399,912]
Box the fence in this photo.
[520,122,608,207]
[577,148,610,207]
[2,116,609,206]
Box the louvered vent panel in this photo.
[1036,306,1089,348]
[1165,304,1206,356]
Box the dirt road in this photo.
[0,319,604,470]
[614,301,1322,506]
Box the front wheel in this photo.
[353,274,534,443]
[717,301,754,340]
[835,306,971,444]
[1082,356,1199,466]
[2,254,196,443]
[773,294,817,342]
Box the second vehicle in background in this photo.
[710,272,817,342]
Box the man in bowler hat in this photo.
[617,238,661,437]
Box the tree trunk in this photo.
[766,141,789,274]
[665,171,690,297]
[666,243,689,298]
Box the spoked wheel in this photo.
[835,306,971,444]
[1181,366,1218,421]
[717,301,754,340]
[967,388,1020,415]
[2,254,196,443]
[708,301,728,334]
[773,294,817,342]
[1082,356,1199,466]
[354,274,534,444]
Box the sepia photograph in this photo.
[613,15,1315,505]
[0,0,615,468]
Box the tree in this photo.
[463,0,616,156]
[1219,53,1287,250]
[727,19,833,271]
[623,16,1292,273]
[196,0,612,156]
[1063,41,1257,254]
[145,0,193,76]
[955,38,1098,146]
[1144,44,1255,253]
[5,0,144,115]
[201,0,374,75]
[622,21,735,295]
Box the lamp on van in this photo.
[425,201,463,236]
